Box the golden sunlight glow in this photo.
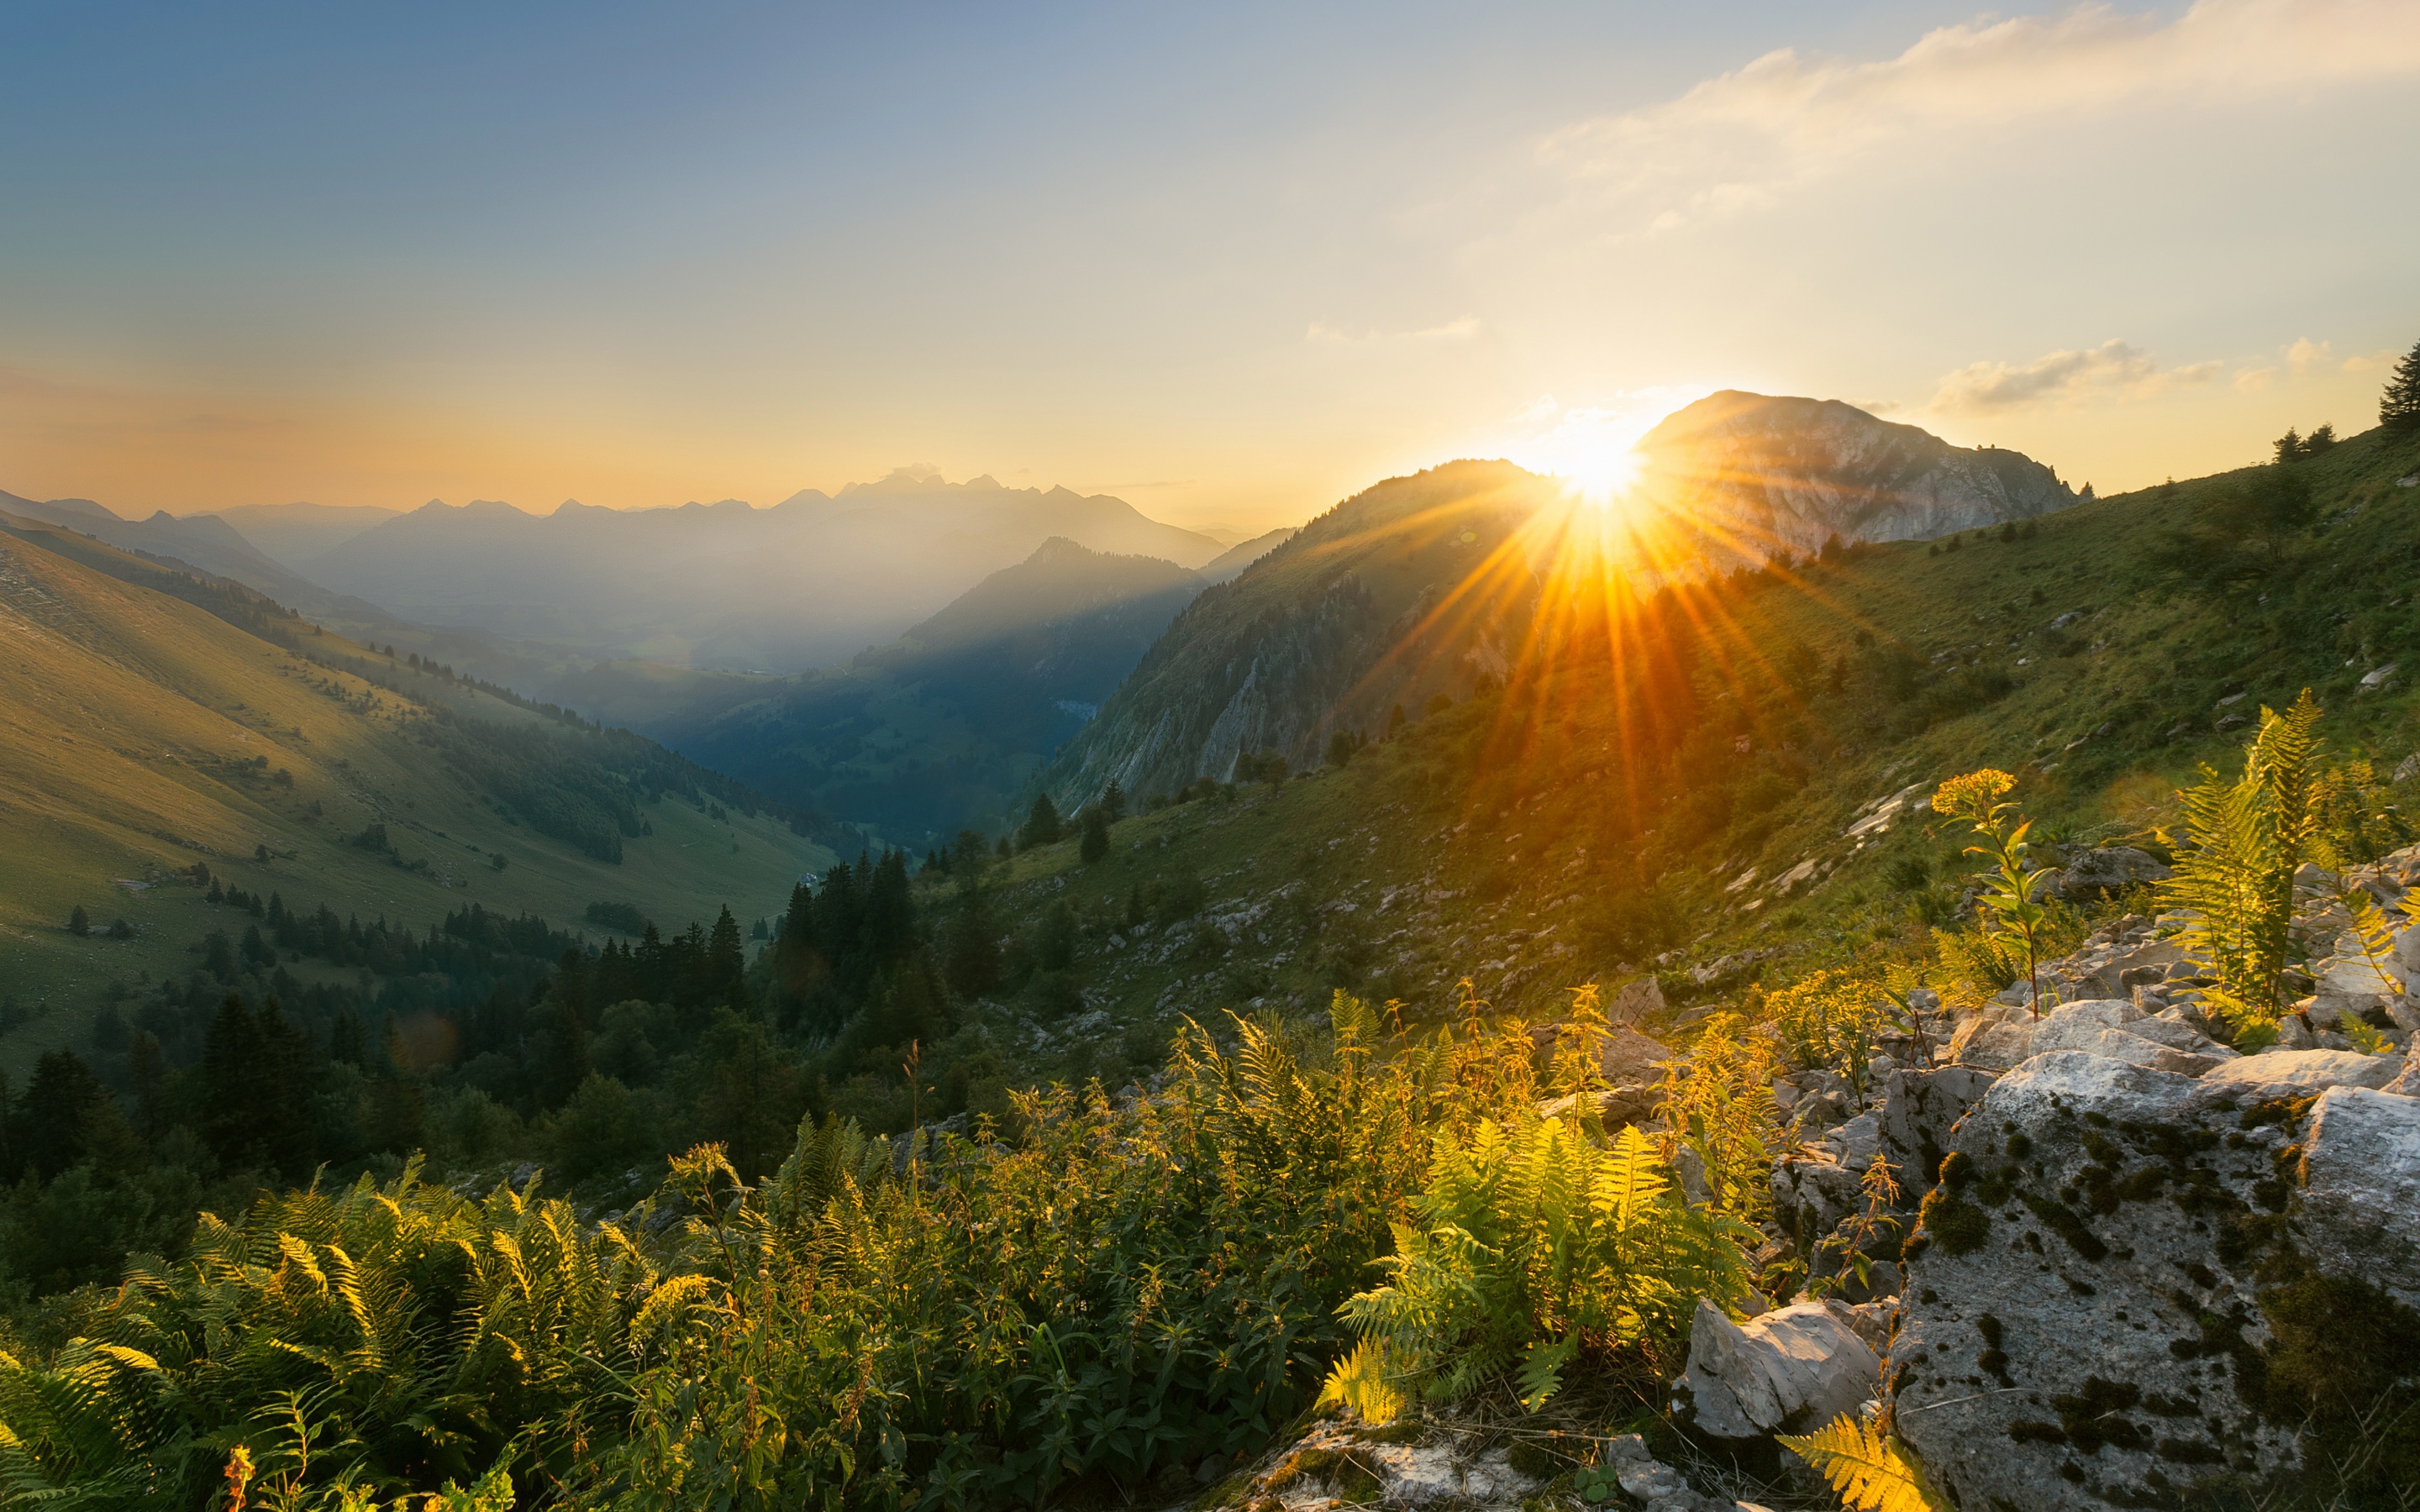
[1562,444,1644,509]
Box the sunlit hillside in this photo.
[0,508,838,1069]
[955,419,2420,1086]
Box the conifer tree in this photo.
[706,905,746,1001]
[66,905,89,937]
[1018,794,1064,850]
[1079,806,1111,864]
[1102,779,1126,822]
[2383,339,2420,430]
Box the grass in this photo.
[0,516,834,1074]
[946,423,2420,1086]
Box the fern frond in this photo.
[1318,1337,1404,1425]
[1776,1414,1945,1512]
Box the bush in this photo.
[66,906,88,937]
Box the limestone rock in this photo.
[1891,1049,2420,1509]
[1823,1111,1882,1172]
[2195,1047,2402,1098]
[1771,1147,1866,1250]
[2296,1086,2420,1309]
[1600,1022,1678,1085]
[1602,1434,1753,1512]
[1671,1298,1880,1443]
[2043,847,2173,901]
[1608,974,1668,1023]
[1877,1065,1996,1197]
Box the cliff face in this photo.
[1042,460,1550,806]
[1629,391,2076,569]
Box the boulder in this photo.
[1608,974,1668,1023]
[2195,1047,2402,1098]
[2297,1086,2420,1308]
[1601,1023,1678,1085]
[2027,1000,2234,1077]
[1891,1050,2420,1509]
[1949,1007,2036,1072]
[1672,1297,1881,1443]
[2042,847,2172,901]
[1823,1111,1882,1172]
[1876,1065,1997,1198]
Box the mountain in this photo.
[976,413,2420,1053]
[0,503,839,1053]
[1042,459,1560,806]
[297,470,1228,675]
[556,537,1208,842]
[1626,390,2080,570]
[1041,396,2083,804]
[1198,525,1298,584]
[0,488,342,605]
[209,500,400,570]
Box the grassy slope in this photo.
[0,517,834,1071]
[936,424,2420,1084]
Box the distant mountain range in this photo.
[282,470,1230,673]
[5,395,2079,832]
[555,535,1276,840]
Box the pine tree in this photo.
[66,905,89,937]
[2383,339,2420,430]
[1102,780,1127,822]
[2274,427,2304,465]
[1018,794,1064,850]
[706,906,746,1001]
[1079,806,1111,864]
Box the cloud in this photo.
[1540,0,2420,234]
[2286,337,2333,375]
[2339,346,2401,374]
[2236,366,2277,391]
[1930,339,2221,413]
[1306,316,1483,345]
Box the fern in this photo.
[2160,691,2331,1034]
[1776,1414,1946,1512]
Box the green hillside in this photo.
[944,420,2420,1086]
[0,508,839,1072]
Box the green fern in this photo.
[2159,690,2330,1035]
[1775,1413,1945,1512]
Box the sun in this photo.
[1561,443,1644,510]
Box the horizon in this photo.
[5,2,2416,531]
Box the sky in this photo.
[3,0,2415,533]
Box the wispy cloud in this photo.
[1305,316,1483,345]
[1930,339,2222,413]
[1539,0,2420,235]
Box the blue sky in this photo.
[3,1,2414,528]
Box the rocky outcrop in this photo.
[1628,392,2077,573]
[1890,1049,2420,1510]
[1950,998,2235,1076]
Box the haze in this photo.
[4,0,2417,528]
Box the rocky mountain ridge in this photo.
[1628,391,2081,574]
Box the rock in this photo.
[2041,846,2173,901]
[1608,974,1668,1023]
[1823,1111,1882,1172]
[2195,1047,2402,1098]
[1892,1048,2420,1509]
[2297,1087,2420,1309]
[1877,1065,1997,1197]
[1672,1298,1881,1442]
[1601,1022,1678,1084]
[1771,1147,1866,1251]
[1249,1419,1539,1509]
[1949,1008,2036,1072]
[1602,1434,1746,1512]
[2027,999,2234,1077]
